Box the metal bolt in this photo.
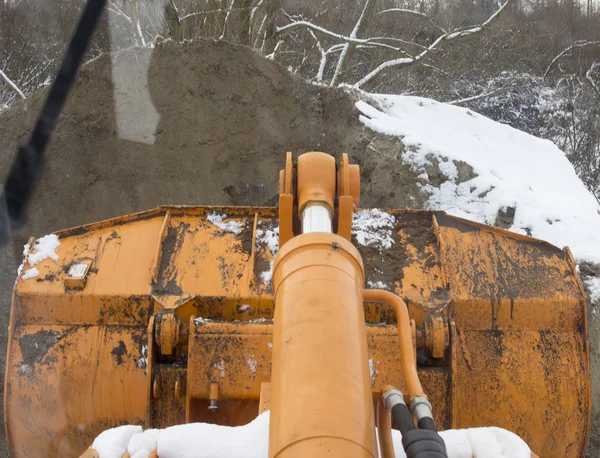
[208,381,219,411]
[208,399,219,411]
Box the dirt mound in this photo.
[0,39,423,254]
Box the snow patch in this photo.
[357,95,600,262]
[367,280,389,290]
[256,222,279,287]
[256,223,279,255]
[194,316,208,325]
[16,242,31,276]
[352,209,395,250]
[22,268,39,280]
[247,356,257,375]
[248,317,270,324]
[214,359,226,378]
[368,358,379,385]
[91,424,142,458]
[17,234,61,277]
[28,234,61,265]
[207,212,245,235]
[137,345,148,372]
[260,261,274,287]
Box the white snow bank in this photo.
[157,410,269,458]
[91,425,142,458]
[91,411,530,458]
[128,429,161,458]
[357,95,600,262]
[207,212,245,235]
[586,277,600,305]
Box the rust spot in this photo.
[18,330,62,368]
[238,226,253,254]
[154,279,183,296]
[153,222,189,295]
[111,340,127,365]
[105,230,121,242]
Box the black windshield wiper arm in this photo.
[0,0,107,246]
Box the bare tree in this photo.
[353,0,513,88]
[275,0,513,88]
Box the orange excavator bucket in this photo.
[5,152,590,457]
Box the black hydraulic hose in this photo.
[392,401,447,457]
[417,416,437,432]
[0,0,107,245]
[402,429,448,458]
[383,387,448,458]
[391,403,416,434]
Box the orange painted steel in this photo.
[296,152,336,213]
[5,151,591,458]
[364,289,426,399]
[7,207,589,457]
[278,152,295,246]
[376,400,395,458]
[269,231,377,458]
[336,153,358,240]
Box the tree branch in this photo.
[376,8,427,18]
[353,0,513,88]
[448,87,507,105]
[330,0,376,86]
[375,7,447,34]
[180,2,266,22]
[544,41,600,78]
[277,20,413,55]
[277,20,367,43]
[586,61,600,92]
[0,68,26,100]
[307,30,327,82]
[106,2,132,24]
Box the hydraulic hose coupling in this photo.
[410,397,433,423]
[383,388,406,411]
[382,388,448,458]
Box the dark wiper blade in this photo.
[0,0,107,246]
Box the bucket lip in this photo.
[273,233,365,291]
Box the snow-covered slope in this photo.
[357,95,600,263]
